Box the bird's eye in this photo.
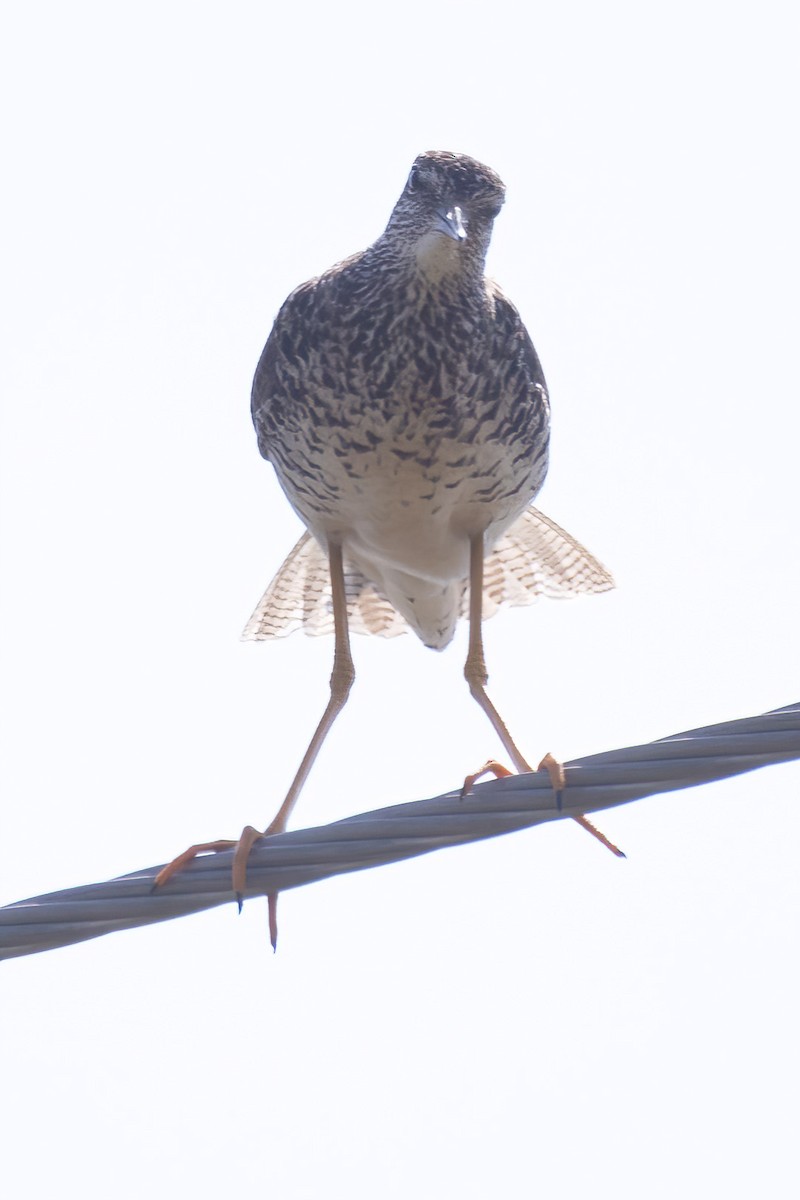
[406,164,420,192]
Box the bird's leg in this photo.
[463,533,552,775]
[258,539,355,837]
[155,541,356,946]
[462,533,624,858]
[236,539,356,944]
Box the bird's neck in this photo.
[362,235,488,303]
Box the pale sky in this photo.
[2,2,799,1198]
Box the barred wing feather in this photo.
[474,506,614,620]
[241,507,613,642]
[241,532,406,640]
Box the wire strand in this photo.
[2,701,798,961]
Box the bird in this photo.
[156,151,621,942]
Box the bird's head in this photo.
[383,151,506,282]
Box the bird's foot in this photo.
[460,753,625,858]
[460,752,564,796]
[153,838,241,889]
[235,823,282,950]
[570,814,626,858]
[534,751,567,795]
[460,758,513,796]
[153,824,283,949]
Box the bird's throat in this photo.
[413,231,471,285]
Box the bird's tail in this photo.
[241,506,614,642]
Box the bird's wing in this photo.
[473,506,615,620]
[251,261,362,463]
[242,508,613,642]
[489,283,549,395]
[241,532,408,641]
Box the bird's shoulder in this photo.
[272,250,366,332]
[485,280,547,394]
[250,251,367,435]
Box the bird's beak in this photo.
[435,205,467,242]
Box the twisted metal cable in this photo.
[2,701,798,961]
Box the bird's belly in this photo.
[276,435,539,585]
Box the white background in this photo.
[2,2,799,1197]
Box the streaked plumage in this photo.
[248,151,608,649]
[156,152,620,941]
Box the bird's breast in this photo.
[257,277,549,586]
